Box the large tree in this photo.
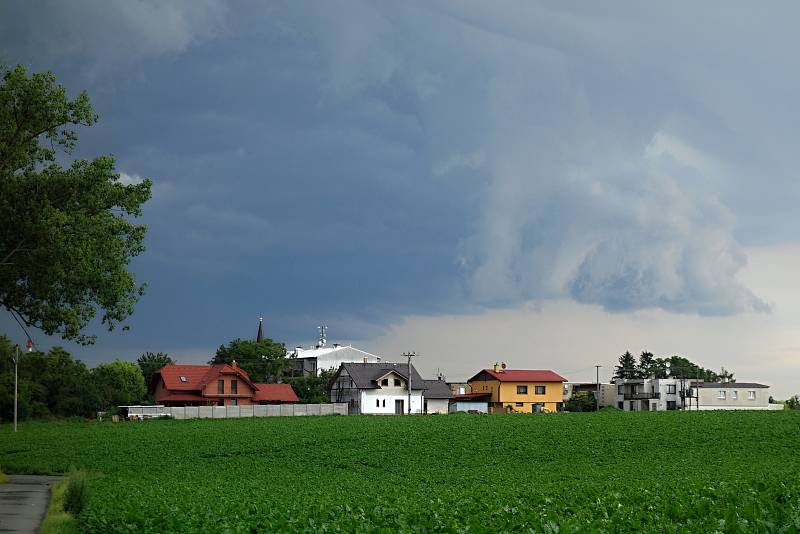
[137,351,174,391]
[211,338,287,383]
[92,359,146,410]
[0,65,151,344]
[613,351,639,379]
[637,351,656,378]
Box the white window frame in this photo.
[718,390,726,400]
[748,391,756,400]
[731,391,738,400]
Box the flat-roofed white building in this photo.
[288,344,381,376]
[694,382,780,410]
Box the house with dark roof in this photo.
[329,362,445,414]
[153,363,298,406]
[422,379,452,414]
[467,363,567,413]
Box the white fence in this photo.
[125,403,348,420]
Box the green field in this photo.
[2,411,800,533]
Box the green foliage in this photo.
[136,352,173,392]
[0,64,151,344]
[285,369,335,403]
[211,338,286,383]
[91,360,145,410]
[564,392,596,412]
[63,470,90,515]
[2,412,800,532]
[786,395,800,410]
[0,335,99,421]
[614,350,638,379]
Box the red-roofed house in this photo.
[153,363,298,406]
[467,363,567,413]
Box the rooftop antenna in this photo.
[317,325,327,348]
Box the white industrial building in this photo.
[288,344,381,375]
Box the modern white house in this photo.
[288,344,381,376]
[614,378,689,411]
[328,362,428,415]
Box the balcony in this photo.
[623,392,661,400]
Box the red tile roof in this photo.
[253,384,298,403]
[469,369,567,383]
[156,363,257,391]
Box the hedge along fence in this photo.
[126,404,348,420]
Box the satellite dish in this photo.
[501,363,507,369]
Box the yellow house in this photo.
[467,363,567,413]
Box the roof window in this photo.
[179,376,188,382]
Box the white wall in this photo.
[360,389,424,414]
[425,399,449,414]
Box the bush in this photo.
[63,471,89,515]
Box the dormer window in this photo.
[179,376,188,382]
[394,379,402,387]
[381,379,389,386]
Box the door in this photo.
[395,399,404,415]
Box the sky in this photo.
[1,1,799,397]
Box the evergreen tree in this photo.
[614,351,638,379]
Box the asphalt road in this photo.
[0,475,61,534]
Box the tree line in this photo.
[0,335,334,422]
[613,350,734,382]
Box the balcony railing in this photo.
[623,392,661,400]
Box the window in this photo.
[517,385,528,394]
[618,402,624,409]
[179,376,188,383]
[515,402,524,407]
[666,401,677,411]
[535,386,546,395]
[382,399,386,407]
[457,387,466,395]
[376,399,380,407]
[667,385,676,394]
[230,399,237,406]
[731,391,738,400]
[231,379,238,394]
[618,385,624,394]
[394,378,402,387]
[718,390,726,399]
[748,391,756,400]
[381,378,389,386]
[217,379,225,394]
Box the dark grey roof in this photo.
[422,379,452,399]
[338,362,426,390]
[698,382,769,388]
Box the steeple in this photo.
[256,317,264,342]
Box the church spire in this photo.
[256,316,264,342]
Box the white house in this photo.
[614,378,688,411]
[329,362,428,414]
[288,344,381,376]
[694,382,780,410]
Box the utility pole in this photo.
[13,339,31,433]
[403,351,415,415]
[595,365,602,412]
[13,344,19,433]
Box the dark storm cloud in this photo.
[2,1,799,358]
